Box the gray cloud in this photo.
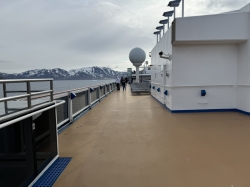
[0,0,249,73]
[206,0,248,9]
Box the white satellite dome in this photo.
[129,47,146,66]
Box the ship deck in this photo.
[54,85,250,187]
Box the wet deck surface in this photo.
[54,86,250,187]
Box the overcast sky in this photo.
[0,0,249,73]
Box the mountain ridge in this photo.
[0,66,126,80]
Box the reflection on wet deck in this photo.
[54,85,250,187]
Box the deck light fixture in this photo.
[168,0,181,20]
[163,11,174,29]
[167,0,184,18]
[159,19,169,31]
[153,31,161,43]
[156,26,164,36]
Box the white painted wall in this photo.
[150,3,250,113]
[236,11,250,112]
[151,27,172,107]
[171,44,238,110]
[171,86,236,110]
[175,12,249,44]
[172,44,238,86]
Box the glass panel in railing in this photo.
[56,96,68,124]
[102,87,105,97]
[72,91,87,114]
[91,89,98,103]
[100,88,102,97]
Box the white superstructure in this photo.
[151,3,250,114]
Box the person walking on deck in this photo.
[125,77,128,89]
[121,77,126,91]
[116,76,120,90]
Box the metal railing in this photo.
[0,79,53,115]
[0,79,116,128]
[0,79,116,187]
[54,82,116,128]
[130,80,151,93]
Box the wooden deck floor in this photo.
[54,86,250,187]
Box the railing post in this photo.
[98,86,101,101]
[26,81,31,108]
[50,80,53,101]
[68,92,73,122]
[88,87,92,109]
[3,83,8,114]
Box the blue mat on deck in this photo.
[33,157,72,187]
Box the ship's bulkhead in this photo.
[151,6,250,114]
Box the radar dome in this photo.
[129,47,146,66]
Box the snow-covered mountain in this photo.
[0,67,126,80]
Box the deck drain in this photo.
[32,157,72,187]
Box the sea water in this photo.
[0,79,115,116]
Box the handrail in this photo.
[5,90,44,93]
[0,102,55,123]
[0,80,116,121]
[0,79,54,113]
[53,82,114,95]
[31,90,53,96]
[0,79,53,83]
[54,88,88,96]
[16,82,115,99]
[0,94,29,102]
[0,101,65,129]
